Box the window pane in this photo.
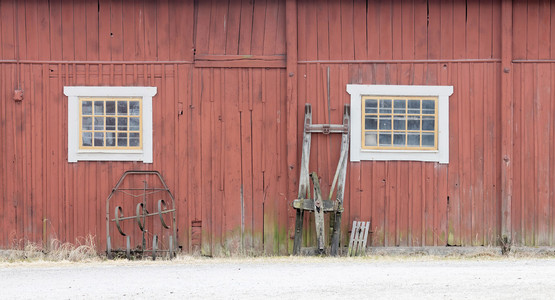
[106,117,116,131]
[82,101,92,115]
[407,133,420,146]
[379,116,392,130]
[117,101,128,115]
[393,134,406,146]
[422,116,435,131]
[422,100,435,114]
[407,100,420,114]
[82,132,92,147]
[130,101,141,116]
[422,133,435,147]
[365,116,377,130]
[106,101,116,115]
[94,132,104,147]
[94,101,104,115]
[82,117,92,130]
[379,133,392,146]
[394,99,406,114]
[106,132,116,147]
[407,116,420,130]
[365,99,377,114]
[129,132,140,147]
[393,116,406,130]
[94,117,104,130]
[117,132,128,147]
[129,117,140,131]
[379,99,392,114]
[364,132,377,146]
[118,117,128,131]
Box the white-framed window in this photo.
[347,84,453,164]
[64,86,157,163]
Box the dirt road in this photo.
[1,257,554,299]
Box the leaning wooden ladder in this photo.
[292,103,350,256]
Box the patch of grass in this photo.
[0,235,102,263]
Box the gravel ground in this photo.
[1,257,555,299]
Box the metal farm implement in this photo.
[292,103,350,256]
[106,171,177,259]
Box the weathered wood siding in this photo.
[0,0,554,254]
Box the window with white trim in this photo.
[347,85,453,163]
[64,86,156,163]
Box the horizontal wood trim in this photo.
[194,55,286,68]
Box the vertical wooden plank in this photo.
[263,0,279,56]
[121,0,135,60]
[501,0,514,243]
[110,0,123,61]
[98,0,111,60]
[452,0,466,59]
[385,161,397,246]
[24,0,39,60]
[391,0,402,60]
[340,0,354,60]
[447,63,461,245]
[440,0,454,59]
[212,69,224,254]
[366,0,379,59]
[251,69,264,253]
[223,69,243,252]
[144,0,157,60]
[466,0,479,59]
[512,64,523,244]
[169,0,194,61]
[199,69,213,255]
[414,0,427,60]
[304,0,318,60]
[86,0,99,60]
[538,0,550,59]
[15,0,27,61]
[316,0,329,60]
[296,0,307,61]
[251,0,267,56]
[472,63,485,245]
[275,0,286,55]
[240,70,254,251]
[378,0,392,60]
[238,0,254,55]
[492,0,502,59]
[353,0,366,60]
[225,0,241,55]
[285,0,298,253]
[536,64,550,245]
[523,63,535,245]
[479,0,494,59]
[371,161,386,246]
[526,0,539,60]
[0,0,15,59]
[60,0,74,61]
[37,0,50,60]
[427,0,441,59]
[208,0,228,55]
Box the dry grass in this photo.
[0,235,101,263]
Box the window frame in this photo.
[347,84,453,164]
[64,86,157,163]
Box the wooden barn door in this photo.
[188,0,289,256]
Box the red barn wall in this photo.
[0,0,553,254]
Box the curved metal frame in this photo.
[106,170,177,259]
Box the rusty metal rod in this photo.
[112,209,176,222]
